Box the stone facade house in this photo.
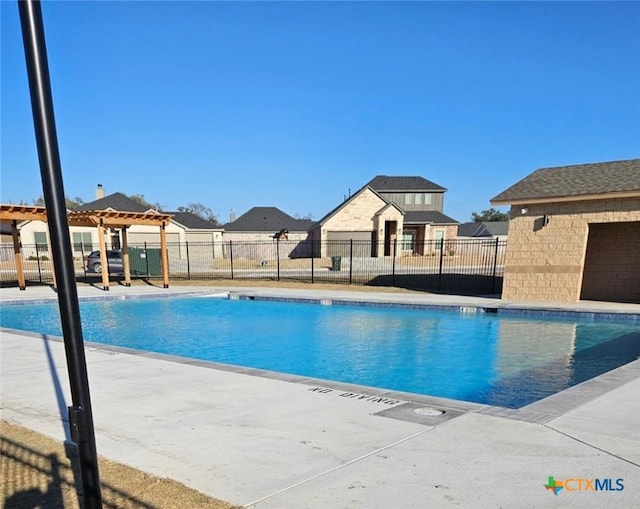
[491,159,640,304]
[309,176,458,257]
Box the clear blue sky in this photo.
[2,1,639,224]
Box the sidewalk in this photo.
[1,284,639,507]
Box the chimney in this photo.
[229,209,236,222]
[96,184,105,199]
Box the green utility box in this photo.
[129,247,162,276]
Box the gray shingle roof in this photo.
[483,221,509,236]
[457,222,486,237]
[367,175,447,192]
[77,193,152,213]
[168,211,220,230]
[458,221,508,237]
[491,159,640,204]
[223,207,313,232]
[403,211,459,225]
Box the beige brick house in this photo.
[491,159,640,304]
[310,176,458,258]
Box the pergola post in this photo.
[11,220,26,290]
[97,222,109,291]
[45,228,57,290]
[160,221,169,288]
[121,226,131,287]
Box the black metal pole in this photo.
[276,238,280,281]
[36,243,43,282]
[491,237,500,294]
[186,241,191,280]
[18,2,103,508]
[349,239,353,285]
[438,238,444,291]
[144,241,150,276]
[391,238,396,287]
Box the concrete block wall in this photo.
[502,197,640,303]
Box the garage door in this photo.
[326,231,375,257]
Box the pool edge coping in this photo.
[3,323,639,427]
[3,287,639,322]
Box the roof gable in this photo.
[491,159,640,204]
[223,207,312,232]
[367,175,447,192]
[374,201,404,216]
[313,186,387,227]
[77,192,153,213]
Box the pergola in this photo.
[0,204,173,290]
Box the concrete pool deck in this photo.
[1,284,639,508]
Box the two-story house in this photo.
[309,175,459,257]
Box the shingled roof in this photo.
[458,221,508,237]
[223,207,313,232]
[77,192,152,213]
[168,211,220,230]
[491,159,640,204]
[367,176,447,192]
[403,211,459,225]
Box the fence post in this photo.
[276,239,280,281]
[491,237,499,294]
[349,239,353,284]
[186,241,191,280]
[144,241,150,276]
[229,240,234,280]
[392,238,397,287]
[36,244,43,283]
[311,246,314,283]
[438,238,444,291]
[81,242,87,277]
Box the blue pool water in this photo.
[2,296,639,408]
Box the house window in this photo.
[72,232,93,253]
[33,232,48,251]
[404,194,412,205]
[424,193,432,205]
[414,193,422,205]
[434,229,445,250]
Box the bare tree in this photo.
[34,195,85,210]
[177,202,220,226]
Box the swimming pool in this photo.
[2,295,639,408]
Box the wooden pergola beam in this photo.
[68,210,173,228]
[0,204,47,222]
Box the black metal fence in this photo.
[0,238,507,295]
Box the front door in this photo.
[384,221,397,256]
